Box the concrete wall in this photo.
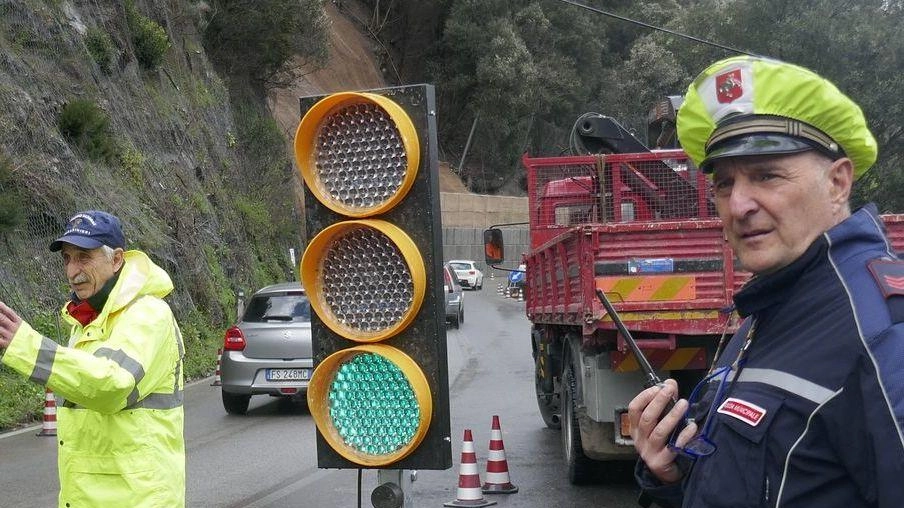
[440,192,528,228]
[440,192,530,274]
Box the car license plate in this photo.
[266,368,310,381]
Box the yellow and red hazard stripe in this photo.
[596,275,696,302]
[610,347,707,372]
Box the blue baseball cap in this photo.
[49,211,126,252]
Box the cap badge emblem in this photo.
[716,69,743,104]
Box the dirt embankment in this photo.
[268,1,468,194]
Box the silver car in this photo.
[219,282,313,415]
[443,262,464,328]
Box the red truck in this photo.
[485,131,904,484]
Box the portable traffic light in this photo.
[296,85,452,470]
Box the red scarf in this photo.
[67,300,99,326]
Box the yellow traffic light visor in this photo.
[307,344,433,466]
[301,219,426,342]
[295,92,420,217]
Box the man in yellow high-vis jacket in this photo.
[0,210,185,508]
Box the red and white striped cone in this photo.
[36,388,57,437]
[482,415,518,494]
[444,429,496,507]
[211,348,222,386]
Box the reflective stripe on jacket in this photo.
[1,250,185,508]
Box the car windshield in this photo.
[450,262,472,270]
[243,293,311,323]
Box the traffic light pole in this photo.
[371,469,416,508]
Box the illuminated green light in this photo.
[328,352,420,455]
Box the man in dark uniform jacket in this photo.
[629,56,904,508]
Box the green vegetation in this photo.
[119,144,145,183]
[126,1,170,69]
[362,0,904,210]
[232,104,299,243]
[178,310,225,381]
[202,0,329,85]
[0,373,43,429]
[85,27,116,74]
[0,155,24,233]
[58,99,119,163]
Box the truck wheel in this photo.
[222,391,251,415]
[563,364,596,484]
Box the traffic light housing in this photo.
[296,85,452,470]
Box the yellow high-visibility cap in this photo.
[677,56,877,179]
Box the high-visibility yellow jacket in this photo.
[2,250,185,508]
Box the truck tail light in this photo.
[223,326,246,351]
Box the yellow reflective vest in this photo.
[1,250,185,508]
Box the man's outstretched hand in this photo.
[0,301,23,348]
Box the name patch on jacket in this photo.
[867,259,904,298]
[717,397,766,426]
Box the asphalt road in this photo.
[0,280,641,507]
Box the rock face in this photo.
[0,2,291,365]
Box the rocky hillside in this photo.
[0,0,300,426]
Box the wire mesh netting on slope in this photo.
[0,1,294,343]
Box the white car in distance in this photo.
[448,259,484,290]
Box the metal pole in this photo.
[594,289,660,387]
[457,113,480,174]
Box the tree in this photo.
[202,0,330,86]
[429,0,618,192]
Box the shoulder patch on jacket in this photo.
[867,259,904,298]
[868,259,904,324]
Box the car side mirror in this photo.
[484,228,505,265]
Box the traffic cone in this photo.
[211,348,222,386]
[496,283,503,295]
[517,289,524,302]
[444,429,496,507]
[36,388,57,437]
[482,415,518,494]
